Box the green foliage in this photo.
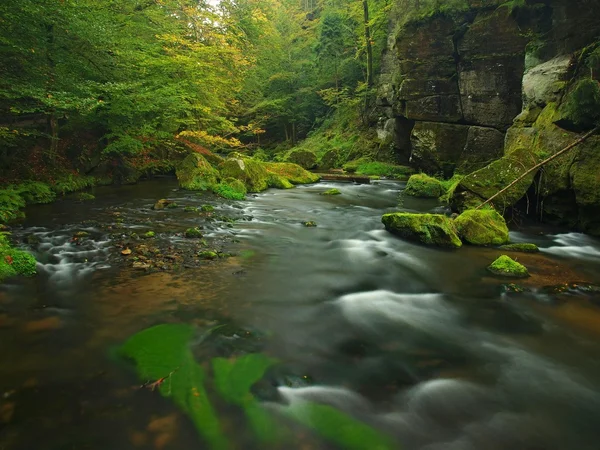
[487,255,529,278]
[454,209,510,246]
[439,174,464,203]
[212,179,247,200]
[0,189,26,223]
[51,175,97,195]
[404,174,445,198]
[75,192,95,201]
[15,181,56,204]
[382,213,463,248]
[120,324,228,450]
[201,205,215,212]
[267,174,294,189]
[284,401,396,450]
[0,233,37,281]
[263,162,320,185]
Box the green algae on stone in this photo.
[454,209,509,245]
[197,250,218,260]
[176,153,219,191]
[219,158,270,192]
[404,174,444,198]
[143,231,155,239]
[321,188,341,196]
[302,221,317,227]
[487,255,529,278]
[266,174,294,189]
[263,162,319,185]
[184,227,203,238]
[184,206,199,213]
[120,324,229,450]
[212,179,247,200]
[0,233,37,281]
[381,213,462,248]
[201,204,214,212]
[498,243,540,253]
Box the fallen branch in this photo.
[476,126,599,210]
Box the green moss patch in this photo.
[263,162,319,185]
[454,209,509,246]
[212,179,247,200]
[219,158,269,192]
[184,227,203,238]
[176,153,219,191]
[0,233,37,281]
[498,243,539,253]
[382,213,462,248]
[321,188,341,196]
[267,174,294,189]
[355,162,413,178]
[404,174,445,198]
[285,149,317,169]
[487,255,529,278]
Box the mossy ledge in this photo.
[487,255,529,278]
[381,213,462,248]
[404,174,445,198]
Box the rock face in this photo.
[454,209,509,246]
[376,0,600,235]
[382,213,462,248]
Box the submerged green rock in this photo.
[487,255,529,278]
[176,153,219,191]
[454,209,509,245]
[404,174,444,198]
[498,243,540,253]
[381,213,462,248]
[321,188,341,195]
[184,227,203,238]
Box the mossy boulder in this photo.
[286,149,317,169]
[263,162,319,185]
[487,255,529,278]
[404,174,444,198]
[498,243,539,253]
[381,213,462,248]
[219,158,269,192]
[212,178,247,200]
[454,209,509,245]
[176,154,219,191]
[321,188,341,196]
[319,149,340,170]
[184,227,203,238]
[267,174,294,189]
[197,250,218,260]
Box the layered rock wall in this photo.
[377,0,600,234]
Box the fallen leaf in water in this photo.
[122,248,132,255]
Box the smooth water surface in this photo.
[2,179,600,450]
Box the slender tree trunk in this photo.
[363,0,373,87]
[46,23,58,158]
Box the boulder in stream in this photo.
[176,153,219,191]
[381,213,462,248]
[454,209,509,246]
[487,255,529,278]
[404,173,444,198]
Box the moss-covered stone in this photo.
[404,174,444,198]
[381,213,462,248]
[454,209,509,245]
[318,149,340,170]
[176,154,219,191]
[184,206,199,212]
[302,221,317,227]
[212,178,247,200]
[286,149,317,169]
[184,227,203,238]
[0,233,37,281]
[200,205,214,212]
[75,192,95,201]
[487,255,529,278]
[197,250,218,260]
[263,162,320,185]
[321,188,341,196]
[267,174,294,189]
[498,243,540,253]
[143,231,155,239]
[219,158,269,192]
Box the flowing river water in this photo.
[1,178,600,450]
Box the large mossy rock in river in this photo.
[382,213,462,248]
[263,162,320,185]
[404,173,444,198]
[219,157,270,193]
[285,149,317,170]
[176,153,219,191]
[454,209,509,246]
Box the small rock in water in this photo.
[487,255,529,278]
[320,188,341,196]
[184,227,203,238]
[152,199,173,210]
[121,248,132,255]
[302,221,317,227]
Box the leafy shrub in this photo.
[15,181,56,204]
[52,175,97,195]
[212,180,247,200]
[0,189,26,223]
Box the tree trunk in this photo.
[46,23,58,158]
[363,0,373,87]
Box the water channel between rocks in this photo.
[1,178,600,450]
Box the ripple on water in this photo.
[542,232,600,261]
